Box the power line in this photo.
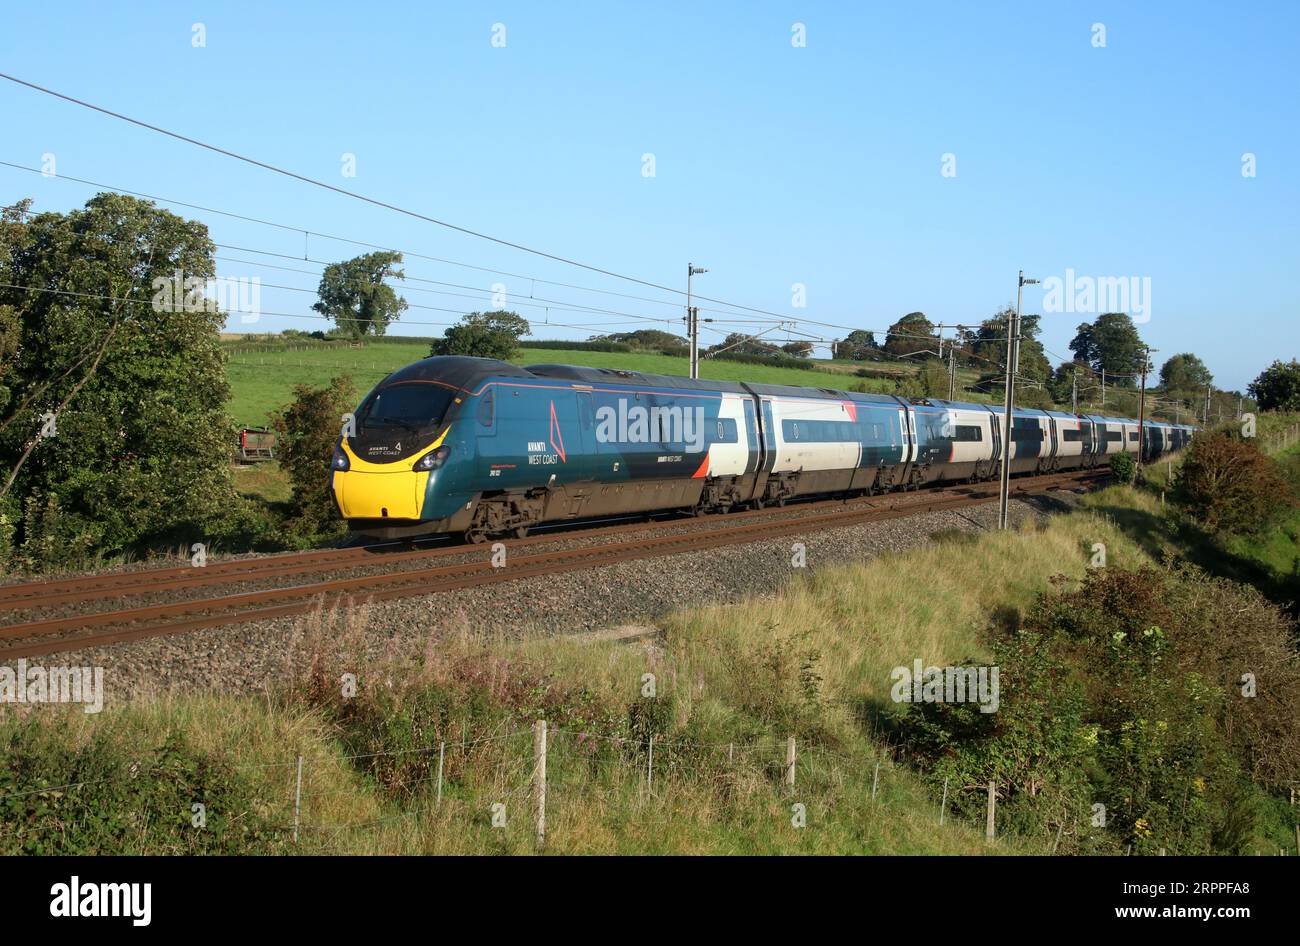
[0,157,814,337]
[0,280,671,337]
[1,152,1036,353]
[0,73,830,327]
[211,252,681,326]
[1,158,1008,347]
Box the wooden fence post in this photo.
[533,720,547,850]
[292,755,304,843]
[939,777,949,825]
[985,780,996,841]
[436,741,445,805]
[785,736,796,788]
[871,762,880,803]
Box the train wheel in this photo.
[512,525,529,539]
[464,529,487,544]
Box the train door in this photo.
[743,398,760,475]
[986,407,1002,476]
[575,389,599,481]
[760,399,779,473]
[474,386,500,485]
[898,407,917,465]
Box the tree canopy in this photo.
[706,333,783,357]
[1248,359,1300,412]
[1068,313,1145,386]
[884,312,937,359]
[0,193,239,567]
[834,329,878,360]
[312,251,408,338]
[431,310,531,360]
[966,308,1050,381]
[592,329,687,353]
[1160,353,1214,393]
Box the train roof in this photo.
[382,356,533,391]
[378,360,1197,433]
[743,382,899,404]
[525,363,751,393]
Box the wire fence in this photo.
[1261,422,1300,455]
[7,717,1293,856]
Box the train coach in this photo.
[330,355,1194,542]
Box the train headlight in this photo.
[331,444,350,471]
[414,445,450,472]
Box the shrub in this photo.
[273,375,356,537]
[1176,432,1292,533]
[431,310,530,360]
[894,565,1300,854]
[0,717,287,855]
[517,339,633,354]
[1110,452,1137,485]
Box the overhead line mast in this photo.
[998,271,1039,531]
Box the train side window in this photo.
[954,425,982,442]
[477,389,495,427]
[791,422,799,441]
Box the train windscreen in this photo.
[359,382,456,433]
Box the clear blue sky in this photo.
[2,0,1296,392]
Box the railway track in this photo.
[0,469,1105,660]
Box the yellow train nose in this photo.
[334,470,428,519]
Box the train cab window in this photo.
[359,383,456,433]
[954,425,983,442]
[477,388,495,427]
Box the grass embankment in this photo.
[5,485,1215,856]
[1229,416,1300,604]
[222,339,991,429]
[1132,421,1300,612]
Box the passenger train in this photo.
[330,356,1194,542]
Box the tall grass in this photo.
[0,487,1181,854]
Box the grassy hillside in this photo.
[222,337,991,428]
[5,481,1295,854]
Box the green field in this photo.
[223,339,988,428]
